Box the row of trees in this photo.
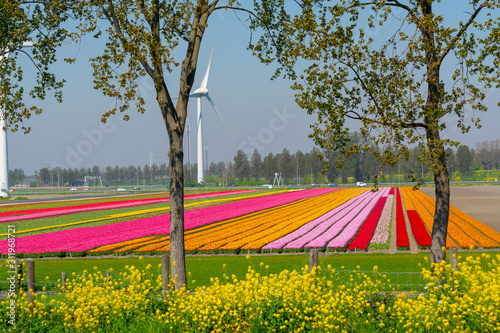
[16,164,169,187]
[227,139,500,185]
[11,139,499,187]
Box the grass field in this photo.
[3,251,498,293]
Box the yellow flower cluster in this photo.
[394,253,500,332]
[2,264,164,331]
[2,253,499,332]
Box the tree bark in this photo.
[429,131,450,265]
[168,126,186,290]
[420,0,451,266]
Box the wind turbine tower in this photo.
[1,42,36,197]
[190,41,232,184]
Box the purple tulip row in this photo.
[0,188,334,254]
[369,194,393,246]
[326,187,390,249]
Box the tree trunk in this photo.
[168,125,186,290]
[430,140,450,265]
[420,0,450,266]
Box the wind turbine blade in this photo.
[205,94,233,139]
[200,40,215,90]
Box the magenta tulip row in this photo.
[0,188,335,254]
[0,190,256,223]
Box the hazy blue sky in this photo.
[7,4,500,175]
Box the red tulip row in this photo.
[395,188,409,249]
[347,196,387,251]
[406,210,432,248]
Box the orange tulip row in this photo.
[414,190,500,248]
[116,236,171,253]
[400,188,458,248]
[131,203,297,253]
[136,188,366,253]
[89,235,160,253]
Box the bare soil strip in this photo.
[420,185,500,234]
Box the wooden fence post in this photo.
[309,249,319,272]
[162,254,170,293]
[15,259,22,292]
[62,272,66,291]
[450,247,458,272]
[26,259,35,307]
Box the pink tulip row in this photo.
[0,190,255,223]
[262,190,372,250]
[369,194,394,245]
[0,188,334,254]
[323,187,390,249]
[302,190,383,249]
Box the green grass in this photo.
[3,251,497,293]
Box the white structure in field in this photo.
[273,173,284,187]
[0,42,35,197]
[84,176,103,187]
[189,41,232,184]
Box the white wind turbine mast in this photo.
[1,42,36,197]
[190,41,232,184]
[1,41,70,197]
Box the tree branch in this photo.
[100,2,155,78]
[438,1,488,65]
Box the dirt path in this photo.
[420,185,500,234]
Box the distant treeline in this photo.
[9,138,500,187]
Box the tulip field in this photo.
[1,187,500,257]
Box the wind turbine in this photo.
[1,41,70,197]
[1,42,36,197]
[190,41,232,184]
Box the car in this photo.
[134,187,142,191]
[70,187,77,191]
[117,188,126,191]
[356,182,367,187]
[311,184,320,187]
[327,183,337,187]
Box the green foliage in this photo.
[249,0,500,264]
[252,1,500,183]
[0,0,72,133]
